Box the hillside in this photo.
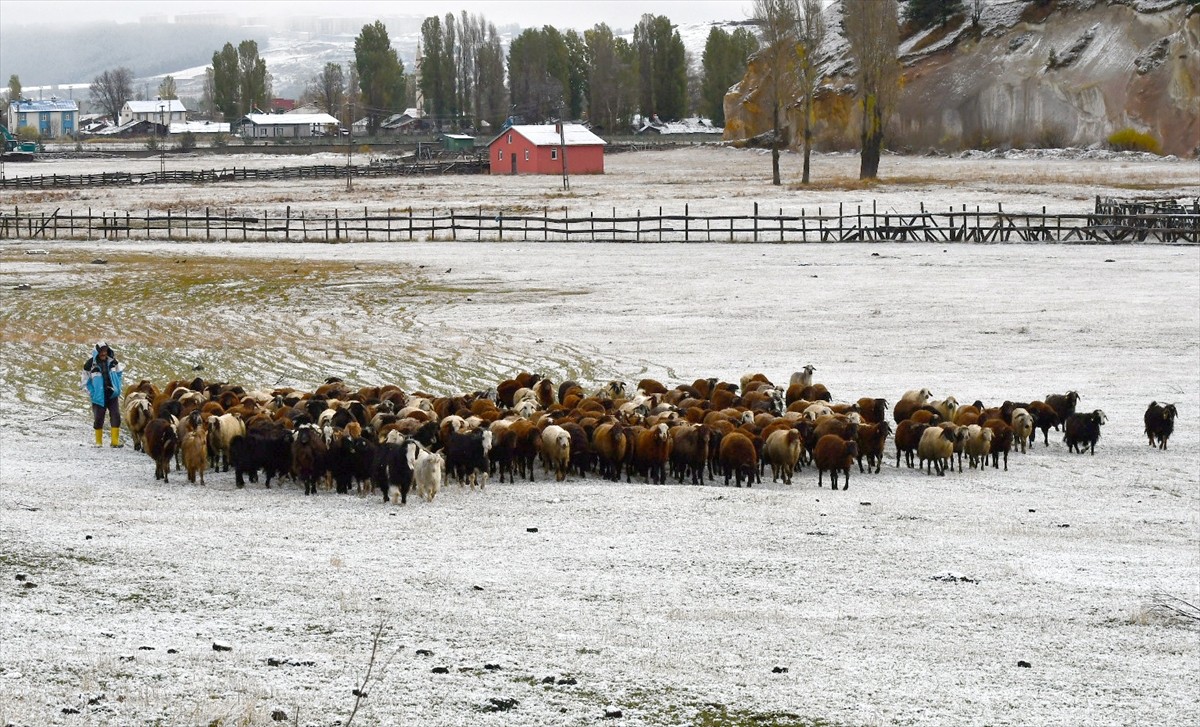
[723,0,1200,157]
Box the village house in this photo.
[6,98,78,138]
[487,123,606,175]
[235,112,340,139]
[120,99,188,126]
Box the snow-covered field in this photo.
[1,148,1198,727]
[4,146,1198,218]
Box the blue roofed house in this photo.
[7,98,79,138]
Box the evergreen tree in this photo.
[902,0,963,30]
[508,27,569,122]
[701,27,759,127]
[355,21,405,135]
[584,23,637,132]
[211,43,239,120]
[633,14,688,121]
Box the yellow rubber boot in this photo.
[110,428,122,448]
[94,429,104,447]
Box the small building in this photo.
[270,98,297,113]
[235,112,341,139]
[380,107,427,135]
[487,123,606,176]
[89,119,168,137]
[7,98,79,138]
[120,99,188,127]
[441,133,475,153]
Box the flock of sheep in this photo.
[116,367,1180,503]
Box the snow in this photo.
[1,147,1198,727]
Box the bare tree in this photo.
[752,0,801,186]
[842,0,900,180]
[305,62,345,116]
[797,0,826,184]
[90,67,133,124]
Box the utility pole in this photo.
[158,99,166,176]
[558,109,569,192]
[346,98,353,192]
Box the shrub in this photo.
[178,131,197,152]
[1107,128,1162,155]
[212,132,229,148]
[15,126,39,142]
[145,135,159,151]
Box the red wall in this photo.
[488,131,604,175]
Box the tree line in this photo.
[54,0,920,182]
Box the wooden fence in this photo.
[2,200,1197,243]
[0,158,487,190]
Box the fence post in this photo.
[544,207,548,242]
[780,208,784,242]
[451,209,457,241]
[801,208,806,242]
[659,206,663,243]
[753,202,758,242]
[684,203,689,242]
[479,205,483,241]
[206,207,211,240]
[364,206,369,242]
[166,208,171,239]
[409,207,414,241]
[637,209,641,242]
[590,211,595,242]
[285,206,290,242]
[126,211,130,239]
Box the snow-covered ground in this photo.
[1,149,1198,727]
[2,146,1197,219]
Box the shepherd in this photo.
[81,341,125,447]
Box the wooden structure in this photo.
[3,199,1196,244]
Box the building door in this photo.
[510,153,517,175]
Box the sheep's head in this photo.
[1162,404,1178,421]
[1094,410,1108,425]
[1067,391,1080,406]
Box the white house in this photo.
[120,99,187,127]
[7,98,79,138]
[236,112,340,139]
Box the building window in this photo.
[524,149,529,161]
[498,149,503,160]
[551,148,558,160]
[507,133,512,144]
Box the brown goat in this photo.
[856,397,888,424]
[592,422,630,482]
[632,423,672,485]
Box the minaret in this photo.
[414,40,424,112]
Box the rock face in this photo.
[724,1,1199,156]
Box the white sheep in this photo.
[962,424,994,470]
[1010,408,1035,453]
[931,397,959,425]
[206,413,246,472]
[917,426,956,476]
[789,365,816,389]
[412,447,446,502]
[900,387,933,405]
[803,403,834,421]
[540,424,572,481]
[763,429,803,484]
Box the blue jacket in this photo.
[82,350,124,407]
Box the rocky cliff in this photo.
[723,0,1200,157]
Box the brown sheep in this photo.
[894,420,929,468]
[592,422,630,482]
[983,419,1014,470]
[1026,401,1059,446]
[799,384,832,402]
[637,378,668,395]
[182,426,208,485]
[856,397,888,425]
[718,431,758,488]
[813,434,858,490]
[668,424,711,485]
[1045,391,1081,429]
[632,423,672,485]
[144,417,179,483]
[855,421,891,474]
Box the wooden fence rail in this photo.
[0,159,487,189]
[2,201,1197,243]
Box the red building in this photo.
[487,124,606,175]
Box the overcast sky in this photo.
[0,1,757,30]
